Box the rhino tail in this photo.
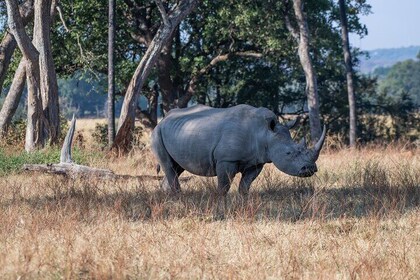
[156,164,161,174]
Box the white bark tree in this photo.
[107,0,116,146]
[33,0,60,144]
[0,0,34,136]
[0,0,34,94]
[0,59,27,136]
[5,0,59,151]
[339,0,357,147]
[285,0,322,142]
[6,0,45,151]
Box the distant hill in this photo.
[358,46,420,74]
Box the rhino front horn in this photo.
[312,125,326,161]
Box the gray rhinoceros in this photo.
[151,104,326,195]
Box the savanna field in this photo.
[0,119,419,279]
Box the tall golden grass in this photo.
[0,124,419,279]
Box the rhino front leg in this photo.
[214,162,238,220]
[216,162,238,195]
[238,165,264,196]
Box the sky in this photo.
[350,0,420,50]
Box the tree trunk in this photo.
[6,0,45,152]
[339,0,357,147]
[286,0,322,142]
[112,0,198,152]
[0,35,18,95]
[25,60,44,151]
[149,86,159,126]
[107,0,116,147]
[33,0,60,145]
[157,46,177,113]
[0,59,26,135]
[0,0,34,95]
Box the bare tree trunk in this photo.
[107,0,116,147]
[6,0,45,152]
[285,0,322,142]
[33,0,60,145]
[112,0,198,152]
[24,61,44,151]
[149,85,159,125]
[157,46,177,113]
[0,59,26,135]
[339,0,357,147]
[0,35,18,95]
[0,0,34,94]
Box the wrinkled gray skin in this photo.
[151,104,326,196]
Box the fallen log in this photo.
[21,162,145,180]
[21,115,173,181]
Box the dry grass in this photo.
[0,130,419,279]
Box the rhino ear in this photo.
[269,119,276,131]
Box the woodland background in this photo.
[0,0,418,152]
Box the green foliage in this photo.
[378,59,420,106]
[355,58,420,142]
[51,0,140,87]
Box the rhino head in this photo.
[267,120,326,177]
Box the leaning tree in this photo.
[112,0,199,152]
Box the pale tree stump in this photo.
[22,115,164,182]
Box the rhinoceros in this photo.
[151,104,326,195]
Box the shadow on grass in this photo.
[3,177,420,222]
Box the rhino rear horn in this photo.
[285,116,301,130]
[299,137,307,148]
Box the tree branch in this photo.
[5,0,39,62]
[155,0,170,26]
[285,16,299,41]
[56,3,70,32]
[283,0,299,41]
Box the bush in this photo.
[2,119,27,147]
[1,115,71,149]
[91,123,109,149]
[92,123,144,150]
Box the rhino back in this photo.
[156,105,272,176]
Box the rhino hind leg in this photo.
[161,163,184,193]
[152,132,184,193]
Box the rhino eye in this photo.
[269,119,276,131]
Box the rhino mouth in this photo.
[297,164,318,177]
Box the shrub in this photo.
[1,115,71,149]
[92,123,144,150]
